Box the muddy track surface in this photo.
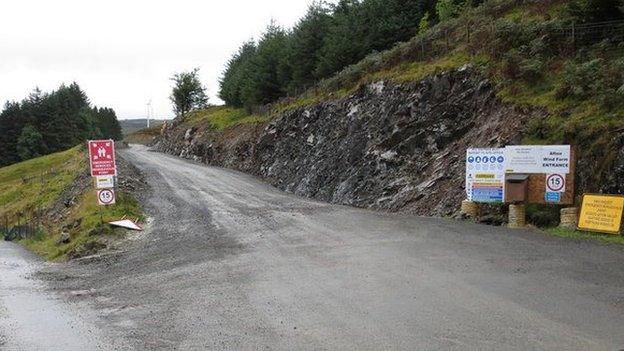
[36,144,624,350]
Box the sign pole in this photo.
[88,140,117,225]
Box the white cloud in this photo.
[0,0,313,119]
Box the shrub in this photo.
[556,58,602,98]
[567,0,624,24]
[501,49,522,79]
[526,117,551,140]
[555,53,624,110]
[526,204,561,227]
[518,57,544,82]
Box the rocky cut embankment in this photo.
[156,66,540,216]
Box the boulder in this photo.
[56,232,71,245]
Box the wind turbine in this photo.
[146,99,152,129]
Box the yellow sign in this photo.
[578,194,624,234]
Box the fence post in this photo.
[572,22,576,52]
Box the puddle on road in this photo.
[0,241,116,351]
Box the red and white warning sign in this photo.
[97,188,116,205]
[545,173,566,193]
[88,140,116,176]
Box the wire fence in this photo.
[1,170,56,241]
[1,210,44,241]
[432,19,624,61]
[310,18,624,95]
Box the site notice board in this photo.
[505,145,574,204]
[466,145,574,204]
[578,194,624,234]
[465,148,505,203]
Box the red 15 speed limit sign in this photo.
[546,173,566,193]
[97,189,116,205]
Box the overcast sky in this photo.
[0,0,314,120]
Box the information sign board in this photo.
[578,194,624,234]
[504,145,570,174]
[466,148,505,203]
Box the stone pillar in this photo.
[460,200,479,218]
[508,204,526,228]
[559,207,579,230]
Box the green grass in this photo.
[183,106,268,131]
[21,190,144,261]
[495,60,624,145]
[0,145,144,261]
[543,227,624,245]
[0,146,85,222]
[374,52,482,84]
[270,95,324,115]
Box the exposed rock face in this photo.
[156,67,536,216]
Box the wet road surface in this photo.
[32,145,624,350]
[0,241,122,350]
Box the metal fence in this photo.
[311,18,624,95]
[1,208,46,241]
[426,19,624,61]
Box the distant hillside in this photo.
[119,119,167,135]
[124,124,163,145]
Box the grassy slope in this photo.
[182,106,268,130]
[0,146,143,261]
[0,146,84,219]
[22,190,143,261]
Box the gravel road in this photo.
[39,144,624,350]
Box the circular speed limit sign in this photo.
[546,174,565,192]
[97,188,116,205]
